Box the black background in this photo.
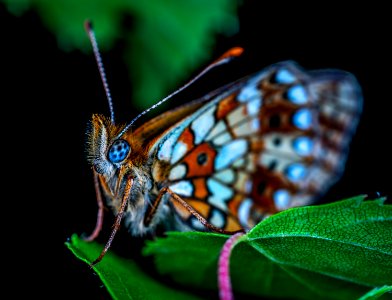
[1,1,390,299]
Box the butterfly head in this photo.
[86,114,132,177]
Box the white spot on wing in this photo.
[287,85,308,104]
[263,134,294,157]
[237,83,261,102]
[273,189,291,210]
[293,136,313,156]
[227,106,246,127]
[214,169,235,184]
[292,108,312,130]
[215,139,248,170]
[206,120,226,141]
[238,198,252,228]
[158,127,182,161]
[210,209,225,228]
[233,118,259,137]
[275,69,296,84]
[207,178,233,212]
[191,106,215,145]
[285,163,307,181]
[246,97,262,115]
[168,164,187,180]
[169,180,193,197]
[170,141,188,164]
[213,132,232,146]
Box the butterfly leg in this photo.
[144,187,245,235]
[90,177,134,266]
[83,170,105,242]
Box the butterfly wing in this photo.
[149,61,362,231]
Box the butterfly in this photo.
[83,22,362,265]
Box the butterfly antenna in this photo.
[85,20,116,124]
[117,47,244,137]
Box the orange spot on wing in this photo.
[183,143,216,177]
[250,138,264,152]
[227,194,245,218]
[186,200,211,218]
[224,215,242,231]
[178,127,194,147]
[216,94,238,119]
[171,199,192,219]
[193,178,209,199]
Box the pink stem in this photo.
[218,232,244,300]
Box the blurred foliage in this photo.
[3,0,240,108]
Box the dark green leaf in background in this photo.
[3,0,240,109]
[122,0,239,108]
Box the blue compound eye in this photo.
[108,139,131,163]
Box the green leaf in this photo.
[65,234,202,300]
[144,196,392,299]
[359,286,392,300]
[247,195,392,287]
[3,0,240,109]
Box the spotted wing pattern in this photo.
[152,61,362,231]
